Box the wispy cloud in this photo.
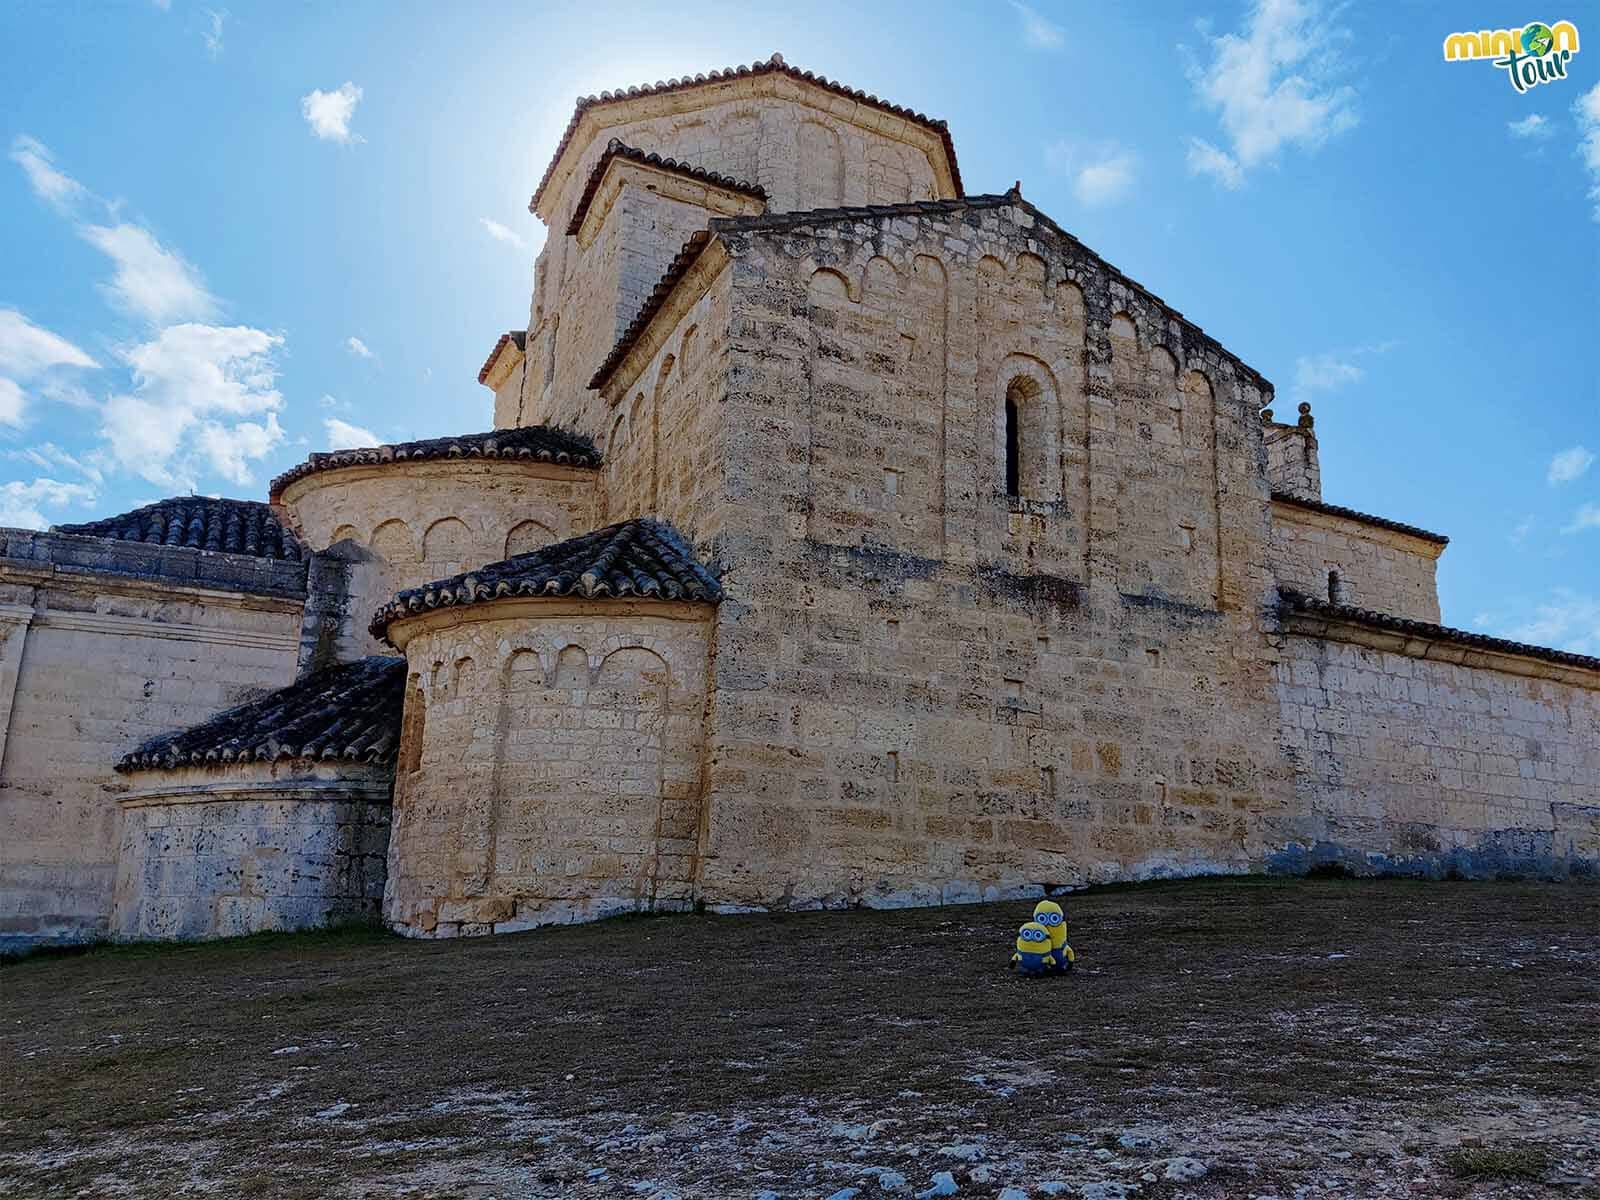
[1184,0,1357,189]
[0,478,97,530]
[1509,515,1535,546]
[8,442,104,486]
[9,135,89,213]
[301,82,364,144]
[0,309,98,427]
[1290,340,1396,400]
[479,217,527,249]
[1562,503,1600,535]
[1507,113,1553,140]
[1046,141,1138,206]
[201,8,225,58]
[324,416,379,450]
[80,223,218,325]
[1497,589,1600,655]
[1009,1,1064,50]
[1548,445,1595,485]
[345,335,374,359]
[1576,82,1600,221]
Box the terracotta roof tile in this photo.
[54,497,304,562]
[118,656,406,772]
[567,140,766,238]
[371,517,720,639]
[530,53,961,216]
[270,425,599,500]
[1272,492,1449,545]
[477,329,527,385]
[1278,590,1599,672]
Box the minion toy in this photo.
[1032,899,1075,972]
[1010,920,1054,977]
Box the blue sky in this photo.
[1,1,1596,651]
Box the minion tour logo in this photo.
[1443,20,1580,92]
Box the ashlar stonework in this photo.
[0,52,1594,948]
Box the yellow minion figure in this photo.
[1032,899,1075,972]
[1010,920,1054,977]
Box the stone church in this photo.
[2,54,1595,949]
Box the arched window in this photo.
[1004,393,1021,497]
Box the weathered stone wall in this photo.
[1273,628,1600,878]
[113,761,392,940]
[684,200,1291,912]
[521,75,952,427]
[1262,412,1320,501]
[1270,499,1443,623]
[0,531,306,949]
[278,460,599,655]
[382,599,712,937]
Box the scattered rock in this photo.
[313,1101,351,1119]
[1117,1132,1162,1154]
[271,1045,301,1056]
[1037,1185,1071,1197]
[1164,1157,1208,1182]
[1080,1184,1139,1200]
[835,1122,874,1142]
[1093,1149,1115,1162]
[878,1171,908,1192]
[916,1171,959,1198]
[940,1144,985,1163]
[969,1164,993,1183]
[998,1189,1029,1200]
[824,1189,861,1200]
[640,1133,668,1150]
[585,1167,608,1180]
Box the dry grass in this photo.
[2,877,1596,1198]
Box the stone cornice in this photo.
[593,232,730,399]
[384,595,712,653]
[1271,492,1448,550]
[569,141,766,245]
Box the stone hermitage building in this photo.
[1,54,1596,949]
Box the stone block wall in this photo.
[1262,412,1320,501]
[278,460,599,655]
[0,533,307,949]
[382,600,712,937]
[113,761,392,940]
[1273,629,1600,878]
[1270,498,1443,623]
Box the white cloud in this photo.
[1562,503,1600,535]
[8,135,89,213]
[1500,589,1600,656]
[0,478,97,529]
[1576,82,1600,221]
[1507,113,1553,140]
[1046,141,1138,207]
[1293,353,1363,396]
[1009,1,1064,50]
[479,217,527,249]
[301,82,364,144]
[1548,445,1595,485]
[100,323,285,487]
[1185,137,1245,189]
[0,309,98,426]
[79,223,218,325]
[201,8,225,58]
[1184,0,1357,187]
[345,335,374,359]
[1509,515,1535,546]
[324,416,379,450]
[8,442,103,486]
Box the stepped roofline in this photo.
[530,53,962,221]
[477,329,525,385]
[566,139,768,238]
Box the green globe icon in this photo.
[1522,23,1554,56]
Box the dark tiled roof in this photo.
[371,517,721,639]
[589,230,715,390]
[54,497,304,561]
[477,329,527,385]
[1278,590,1600,673]
[1271,492,1449,546]
[118,656,406,772]
[269,425,600,499]
[530,53,962,216]
[566,140,767,237]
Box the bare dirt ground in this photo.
[2,877,1597,1200]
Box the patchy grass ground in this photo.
[2,878,1597,1199]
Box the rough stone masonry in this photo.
[1,53,1594,948]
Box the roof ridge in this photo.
[477,329,527,385]
[370,516,722,640]
[530,53,961,216]
[1278,589,1599,673]
[269,425,600,499]
[566,139,768,237]
[54,496,305,563]
[1271,491,1449,545]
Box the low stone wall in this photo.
[113,762,392,941]
[1270,498,1444,624]
[1273,621,1600,880]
